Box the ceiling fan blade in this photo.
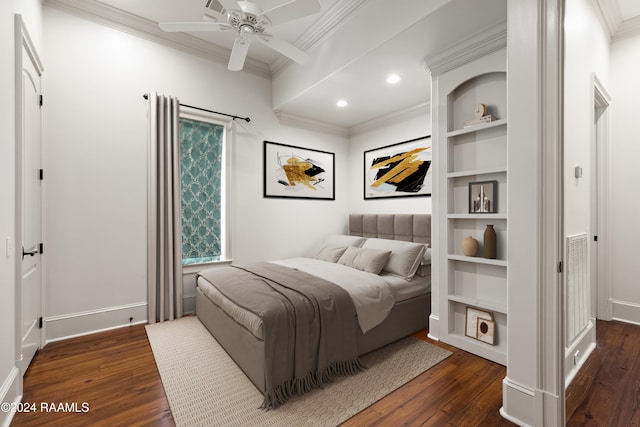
[255,0,297,17]
[159,21,232,32]
[228,37,251,71]
[217,0,240,12]
[255,35,310,64]
[251,0,320,27]
[202,12,225,22]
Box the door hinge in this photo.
[39,169,44,180]
[38,317,43,329]
[39,94,43,107]
[39,243,44,254]
[558,261,563,273]
[594,235,598,242]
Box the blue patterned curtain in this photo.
[179,118,224,265]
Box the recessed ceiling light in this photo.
[386,74,401,84]
[336,99,348,108]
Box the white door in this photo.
[17,21,44,376]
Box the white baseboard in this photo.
[184,294,196,315]
[0,367,21,427]
[501,377,536,427]
[45,296,197,343]
[564,321,596,386]
[612,299,640,325]
[45,302,148,343]
[428,314,439,341]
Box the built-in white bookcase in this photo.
[432,48,508,365]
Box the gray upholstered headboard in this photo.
[348,214,431,246]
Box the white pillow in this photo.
[361,238,426,280]
[337,246,391,274]
[307,235,366,259]
[310,245,348,263]
[422,246,432,265]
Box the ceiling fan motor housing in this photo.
[227,4,271,34]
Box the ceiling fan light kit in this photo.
[160,0,319,71]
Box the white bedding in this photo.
[271,257,398,333]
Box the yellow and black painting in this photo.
[263,141,335,200]
[364,136,432,199]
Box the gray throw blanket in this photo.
[197,262,365,409]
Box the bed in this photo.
[195,214,432,408]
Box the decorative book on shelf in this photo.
[464,114,497,127]
[463,103,498,127]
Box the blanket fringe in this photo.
[260,358,366,410]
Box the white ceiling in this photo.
[56,0,639,133]
[618,0,640,20]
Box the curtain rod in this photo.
[143,94,250,123]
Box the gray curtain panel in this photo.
[147,92,184,323]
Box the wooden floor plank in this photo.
[567,320,640,426]
[11,319,640,426]
[11,325,173,427]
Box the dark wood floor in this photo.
[10,319,640,426]
[567,319,640,426]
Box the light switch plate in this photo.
[6,237,13,258]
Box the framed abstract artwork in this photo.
[468,180,497,213]
[364,136,432,199]
[263,141,335,200]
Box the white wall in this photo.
[563,0,610,236]
[348,108,432,215]
[42,5,349,340]
[610,32,640,323]
[561,0,611,385]
[0,0,43,423]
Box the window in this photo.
[178,110,229,265]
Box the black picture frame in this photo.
[468,180,497,213]
[363,136,432,199]
[263,141,335,200]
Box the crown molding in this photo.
[423,21,507,77]
[275,102,432,139]
[271,0,368,75]
[44,0,272,79]
[593,0,622,37]
[613,15,640,41]
[274,111,348,137]
[349,103,431,138]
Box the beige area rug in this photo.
[146,316,451,427]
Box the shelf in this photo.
[443,331,507,366]
[447,166,506,179]
[447,213,507,220]
[435,60,508,366]
[448,294,507,314]
[447,119,507,137]
[448,254,508,267]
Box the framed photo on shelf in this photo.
[476,317,496,345]
[468,180,497,213]
[363,136,432,199]
[465,306,494,340]
[263,141,335,200]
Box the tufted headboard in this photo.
[348,214,431,246]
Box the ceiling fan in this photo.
[159,0,319,71]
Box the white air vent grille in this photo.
[566,233,589,346]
